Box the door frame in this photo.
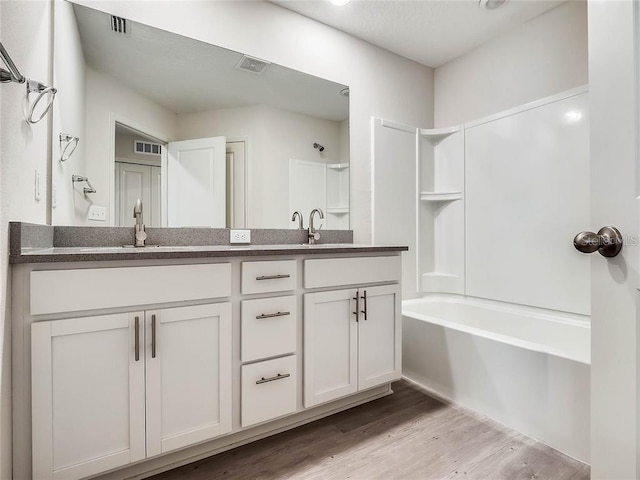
[226,137,249,228]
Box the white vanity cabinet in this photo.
[303,257,402,407]
[22,263,232,480]
[12,247,405,480]
[31,304,232,480]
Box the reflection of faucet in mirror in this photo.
[133,198,147,247]
[308,208,325,245]
[291,211,304,230]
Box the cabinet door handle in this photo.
[134,316,140,362]
[256,373,290,384]
[256,311,290,320]
[256,274,290,281]
[361,290,368,321]
[352,289,359,322]
[151,314,157,358]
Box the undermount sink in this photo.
[80,245,196,253]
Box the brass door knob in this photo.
[573,226,623,258]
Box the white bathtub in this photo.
[402,295,590,463]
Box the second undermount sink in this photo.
[297,243,350,248]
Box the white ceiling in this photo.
[73,4,349,120]
[270,0,564,68]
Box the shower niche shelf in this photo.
[419,191,462,202]
[326,163,349,229]
[418,126,465,295]
[419,126,460,145]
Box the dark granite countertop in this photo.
[9,222,407,264]
[14,243,408,263]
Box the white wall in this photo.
[434,1,588,127]
[0,1,52,477]
[84,66,178,225]
[52,0,88,225]
[177,104,342,228]
[74,0,434,241]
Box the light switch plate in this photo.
[88,205,107,221]
[230,229,251,243]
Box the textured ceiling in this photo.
[270,0,565,68]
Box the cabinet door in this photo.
[145,303,232,457]
[304,289,358,407]
[32,313,145,480]
[358,284,402,390]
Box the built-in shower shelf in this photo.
[326,207,349,214]
[421,272,463,294]
[327,163,349,171]
[419,191,462,202]
[419,126,461,145]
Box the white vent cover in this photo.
[235,55,270,75]
[110,16,128,35]
[134,140,162,156]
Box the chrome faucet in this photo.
[133,198,147,247]
[308,208,324,245]
[291,211,304,230]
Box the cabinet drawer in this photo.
[30,263,231,315]
[242,296,297,363]
[241,355,297,427]
[242,260,297,294]
[304,256,401,289]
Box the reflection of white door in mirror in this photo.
[166,137,227,228]
[115,162,161,227]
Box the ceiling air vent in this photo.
[235,55,270,75]
[110,15,128,35]
[134,140,162,156]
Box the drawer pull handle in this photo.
[256,373,291,384]
[256,274,290,281]
[256,311,291,320]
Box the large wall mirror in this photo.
[52,1,350,230]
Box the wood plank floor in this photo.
[149,381,590,480]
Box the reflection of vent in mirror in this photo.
[110,16,128,35]
[134,140,162,156]
[236,55,270,75]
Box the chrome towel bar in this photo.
[72,174,96,195]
